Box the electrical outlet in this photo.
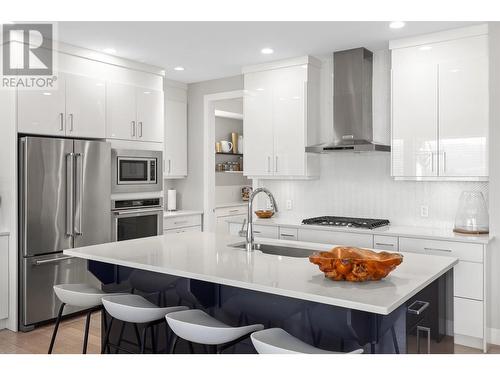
[286,200,293,210]
[420,205,429,218]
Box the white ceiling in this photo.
[58,21,481,83]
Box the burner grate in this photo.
[301,216,390,229]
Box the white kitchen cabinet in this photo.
[298,228,373,248]
[390,30,489,180]
[438,57,488,177]
[252,224,279,239]
[243,70,274,176]
[17,75,66,136]
[0,235,8,320]
[243,56,320,178]
[106,82,137,140]
[65,74,106,139]
[391,64,438,177]
[18,73,105,139]
[279,227,298,241]
[215,205,247,234]
[454,297,484,339]
[373,235,399,251]
[137,88,164,142]
[164,99,187,178]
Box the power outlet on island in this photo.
[420,205,429,218]
[286,200,293,210]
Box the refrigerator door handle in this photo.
[66,152,75,237]
[75,153,84,236]
[34,256,75,266]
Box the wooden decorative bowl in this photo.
[255,210,274,219]
[309,246,403,282]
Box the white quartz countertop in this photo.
[64,232,457,315]
[164,210,203,218]
[226,215,492,245]
[216,202,247,209]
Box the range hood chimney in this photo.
[306,47,390,153]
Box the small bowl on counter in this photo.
[255,210,275,219]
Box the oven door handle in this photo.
[113,208,164,216]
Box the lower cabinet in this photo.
[454,297,484,339]
[163,213,203,234]
[0,235,9,320]
[298,228,373,248]
[253,225,279,239]
[215,205,248,234]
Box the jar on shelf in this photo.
[453,191,489,235]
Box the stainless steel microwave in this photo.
[111,149,163,193]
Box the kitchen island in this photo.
[64,232,457,354]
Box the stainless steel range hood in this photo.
[306,47,390,153]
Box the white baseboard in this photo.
[455,334,484,350]
[0,318,7,330]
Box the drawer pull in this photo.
[408,300,429,315]
[173,220,189,225]
[424,247,452,253]
[280,234,296,238]
[228,209,240,213]
[375,242,394,247]
[253,231,261,234]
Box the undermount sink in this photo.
[229,242,316,258]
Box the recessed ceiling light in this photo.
[143,91,151,95]
[419,45,432,51]
[174,66,185,71]
[42,92,52,96]
[389,21,406,29]
[261,47,274,55]
[103,48,116,54]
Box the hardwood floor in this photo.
[0,312,499,354]
[0,312,102,354]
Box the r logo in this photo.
[2,23,53,75]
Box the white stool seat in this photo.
[102,294,188,324]
[165,309,264,345]
[251,328,364,354]
[53,283,116,308]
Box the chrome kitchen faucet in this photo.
[246,187,278,251]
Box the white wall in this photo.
[487,22,500,339]
[171,75,243,210]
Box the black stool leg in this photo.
[82,310,92,354]
[150,325,157,354]
[101,317,114,354]
[140,326,148,354]
[115,321,126,354]
[391,326,400,354]
[48,303,65,354]
[169,334,178,354]
[188,341,195,354]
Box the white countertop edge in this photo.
[164,210,203,218]
[226,217,492,245]
[64,245,457,316]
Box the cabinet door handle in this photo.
[267,156,271,173]
[430,151,434,172]
[131,121,136,137]
[375,242,394,247]
[228,209,239,213]
[168,159,172,174]
[173,220,189,225]
[424,247,452,253]
[253,230,261,234]
[69,114,74,131]
[443,151,447,173]
[280,233,295,238]
[138,122,143,137]
[59,113,64,131]
[275,155,278,173]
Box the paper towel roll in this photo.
[167,189,177,211]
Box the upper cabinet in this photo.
[243,56,320,179]
[390,26,489,180]
[18,72,105,138]
[106,83,164,143]
[164,98,187,178]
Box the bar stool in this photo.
[102,294,188,354]
[251,328,364,354]
[165,309,264,354]
[49,283,124,354]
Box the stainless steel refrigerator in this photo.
[19,136,111,331]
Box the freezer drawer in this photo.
[20,254,95,330]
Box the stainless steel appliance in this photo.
[301,216,390,229]
[19,136,111,331]
[111,198,163,242]
[305,48,390,153]
[111,149,163,193]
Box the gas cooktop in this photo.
[301,216,390,229]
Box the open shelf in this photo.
[216,152,243,156]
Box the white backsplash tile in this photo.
[261,152,488,228]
